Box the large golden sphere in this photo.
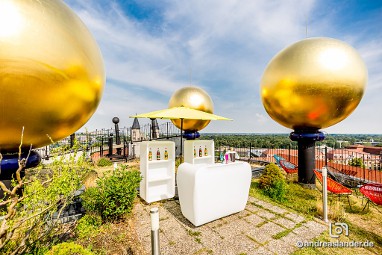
[0,0,104,151]
[260,37,367,130]
[168,86,214,131]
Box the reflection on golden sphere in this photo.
[0,0,104,151]
[261,38,367,130]
[168,86,214,131]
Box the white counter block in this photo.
[177,162,252,226]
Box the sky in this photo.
[64,0,382,134]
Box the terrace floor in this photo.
[133,196,328,255]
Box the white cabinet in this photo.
[177,162,252,226]
[139,141,175,203]
[184,140,214,165]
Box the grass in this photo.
[250,180,319,218]
[249,178,382,255]
[187,229,202,243]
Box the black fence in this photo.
[215,144,381,184]
[37,121,181,160]
[37,128,382,184]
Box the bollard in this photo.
[150,207,160,255]
[322,167,328,222]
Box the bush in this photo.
[96,157,113,167]
[259,163,288,201]
[0,145,92,254]
[75,214,102,239]
[45,242,94,255]
[81,166,141,221]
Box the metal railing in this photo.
[215,144,381,184]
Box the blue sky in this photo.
[64,0,382,134]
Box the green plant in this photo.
[76,214,102,239]
[81,166,141,221]
[45,242,94,255]
[0,137,92,254]
[259,163,288,202]
[96,157,112,167]
[348,157,364,168]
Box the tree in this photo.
[348,157,364,168]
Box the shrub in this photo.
[75,214,102,239]
[96,157,112,167]
[0,141,93,254]
[259,163,288,202]
[45,242,94,255]
[81,166,141,221]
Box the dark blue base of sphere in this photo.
[0,150,41,179]
[183,131,200,140]
[290,130,325,141]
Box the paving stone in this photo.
[221,212,242,223]
[251,246,275,255]
[280,231,308,245]
[292,225,319,240]
[303,220,327,235]
[268,205,288,215]
[248,196,260,203]
[273,217,297,229]
[134,196,325,255]
[258,222,286,237]
[236,209,252,219]
[215,218,252,238]
[247,228,273,244]
[202,233,257,255]
[244,214,264,226]
[245,202,260,213]
[256,208,277,220]
[206,218,227,229]
[284,212,305,223]
[255,199,275,208]
[160,217,189,242]
[265,239,296,255]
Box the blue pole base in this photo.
[289,130,325,185]
[183,131,200,140]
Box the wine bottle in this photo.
[156,148,160,160]
[148,148,152,161]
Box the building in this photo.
[131,117,141,142]
[327,147,381,170]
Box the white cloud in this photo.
[64,0,382,134]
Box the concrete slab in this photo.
[133,196,328,255]
[273,217,297,229]
[256,208,277,220]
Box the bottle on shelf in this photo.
[156,148,161,160]
[199,146,202,157]
[148,148,152,161]
[204,145,208,156]
[164,148,168,160]
[193,146,196,158]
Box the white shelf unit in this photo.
[139,141,175,203]
[184,140,215,165]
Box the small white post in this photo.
[113,162,118,171]
[322,167,328,222]
[150,207,160,255]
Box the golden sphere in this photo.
[261,37,367,130]
[0,0,104,151]
[168,86,214,131]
